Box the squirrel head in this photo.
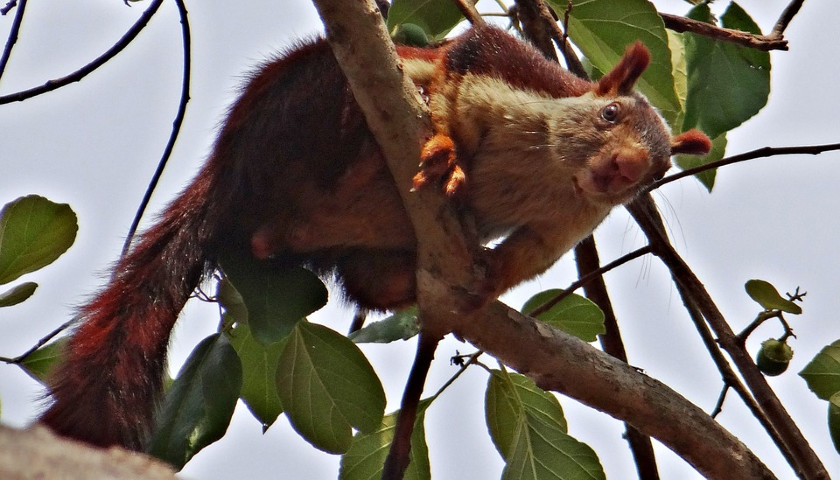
[570,42,711,203]
[594,41,713,154]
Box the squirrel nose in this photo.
[613,147,649,183]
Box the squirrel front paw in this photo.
[412,133,467,198]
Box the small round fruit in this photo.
[756,338,793,376]
[393,24,429,47]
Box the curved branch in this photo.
[0,0,165,104]
[121,0,192,257]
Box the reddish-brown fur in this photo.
[40,25,710,449]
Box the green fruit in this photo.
[755,338,793,376]
[393,23,429,47]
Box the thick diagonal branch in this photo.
[311,2,776,478]
[626,194,829,479]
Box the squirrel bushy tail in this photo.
[38,39,361,450]
[40,171,219,449]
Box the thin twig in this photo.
[512,0,558,62]
[659,12,788,51]
[383,332,442,479]
[0,0,25,82]
[451,0,484,26]
[0,0,18,16]
[649,143,840,193]
[3,318,76,364]
[120,0,192,257]
[711,385,729,418]
[526,245,651,317]
[737,310,781,344]
[671,272,795,469]
[536,0,587,78]
[771,0,806,38]
[626,194,829,478]
[430,351,482,400]
[0,0,165,104]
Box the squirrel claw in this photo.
[413,133,467,197]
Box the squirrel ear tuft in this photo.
[595,42,649,96]
[671,129,712,156]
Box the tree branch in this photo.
[312,2,781,478]
[659,13,788,52]
[626,194,829,479]
[1,1,19,16]
[771,0,806,38]
[674,281,798,472]
[310,1,479,477]
[451,0,484,26]
[651,143,840,192]
[0,0,165,104]
[0,0,26,81]
[451,301,776,479]
[121,0,192,257]
[526,245,650,317]
[310,0,477,312]
[574,236,660,480]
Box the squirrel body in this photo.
[40,25,710,449]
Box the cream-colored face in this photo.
[445,76,672,207]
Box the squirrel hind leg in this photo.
[335,249,416,310]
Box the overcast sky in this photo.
[1,0,839,478]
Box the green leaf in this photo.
[226,320,285,428]
[486,370,567,457]
[147,333,242,469]
[340,400,432,480]
[666,30,687,111]
[386,0,468,41]
[0,195,78,285]
[0,281,38,307]
[675,132,726,191]
[220,252,328,344]
[349,306,420,343]
[486,370,604,479]
[522,290,605,342]
[19,338,67,384]
[217,277,285,426]
[800,340,840,400]
[683,3,770,139]
[828,392,840,455]
[217,277,248,325]
[745,279,802,314]
[554,0,681,123]
[277,322,386,453]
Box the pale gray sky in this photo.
[1,1,839,478]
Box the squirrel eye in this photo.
[601,103,620,123]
